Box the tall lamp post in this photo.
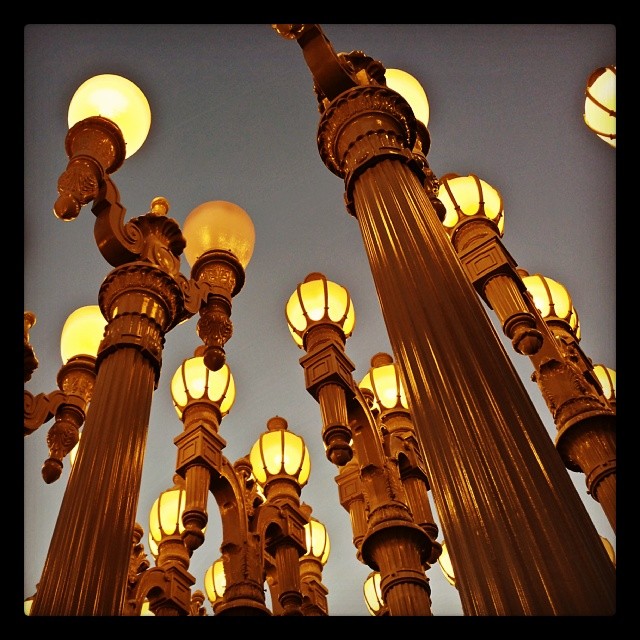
[274,23,615,614]
[26,74,258,616]
[436,172,616,533]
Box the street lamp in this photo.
[25,72,260,615]
[24,24,615,617]
[436,172,616,533]
[276,23,615,615]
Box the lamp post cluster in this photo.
[24,24,615,616]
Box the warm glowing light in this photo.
[584,66,616,147]
[68,74,151,158]
[60,305,107,364]
[438,173,504,234]
[359,353,408,412]
[363,571,384,615]
[600,535,616,566]
[170,356,236,418]
[140,600,155,616]
[147,476,205,550]
[521,272,581,339]
[182,200,255,269]
[249,417,311,486]
[285,272,355,347]
[593,365,616,401]
[204,558,227,605]
[438,539,456,587]
[303,517,330,565]
[385,68,430,128]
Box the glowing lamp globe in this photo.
[249,417,311,487]
[438,173,504,234]
[584,66,616,147]
[60,305,107,364]
[363,571,384,615]
[385,68,430,128]
[359,352,408,413]
[68,74,151,158]
[170,356,236,419]
[303,517,330,565]
[285,272,355,347]
[182,200,256,269]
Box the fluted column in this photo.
[317,84,615,615]
[31,262,183,615]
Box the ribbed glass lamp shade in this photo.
[438,539,456,587]
[182,200,255,269]
[303,517,330,565]
[520,273,581,339]
[285,272,355,347]
[584,65,616,147]
[359,352,408,413]
[249,417,311,487]
[438,173,504,234]
[59,305,107,364]
[170,356,236,419]
[204,558,226,605]
[148,477,198,552]
[593,365,616,400]
[68,74,151,158]
[385,68,430,128]
[363,571,384,615]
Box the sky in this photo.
[24,24,616,618]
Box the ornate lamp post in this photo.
[275,23,615,615]
[285,272,439,616]
[437,172,616,533]
[26,74,255,616]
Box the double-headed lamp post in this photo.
[275,23,615,614]
[25,73,260,616]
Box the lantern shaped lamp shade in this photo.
[593,365,616,401]
[438,173,504,235]
[359,352,408,413]
[60,305,107,364]
[385,68,430,128]
[363,571,384,615]
[148,476,190,553]
[182,200,255,269]
[68,74,151,158]
[584,65,616,147]
[204,558,226,606]
[285,272,355,347]
[520,272,581,339]
[249,417,311,487]
[303,517,330,565]
[438,539,456,587]
[170,356,236,419]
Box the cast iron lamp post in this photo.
[285,272,440,616]
[25,74,257,616]
[275,23,615,615]
[436,172,616,533]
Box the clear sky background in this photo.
[24,24,616,617]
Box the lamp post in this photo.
[275,23,615,615]
[437,172,616,533]
[285,272,439,616]
[23,24,615,617]
[26,75,256,616]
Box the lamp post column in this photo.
[31,204,187,616]
[315,84,615,614]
